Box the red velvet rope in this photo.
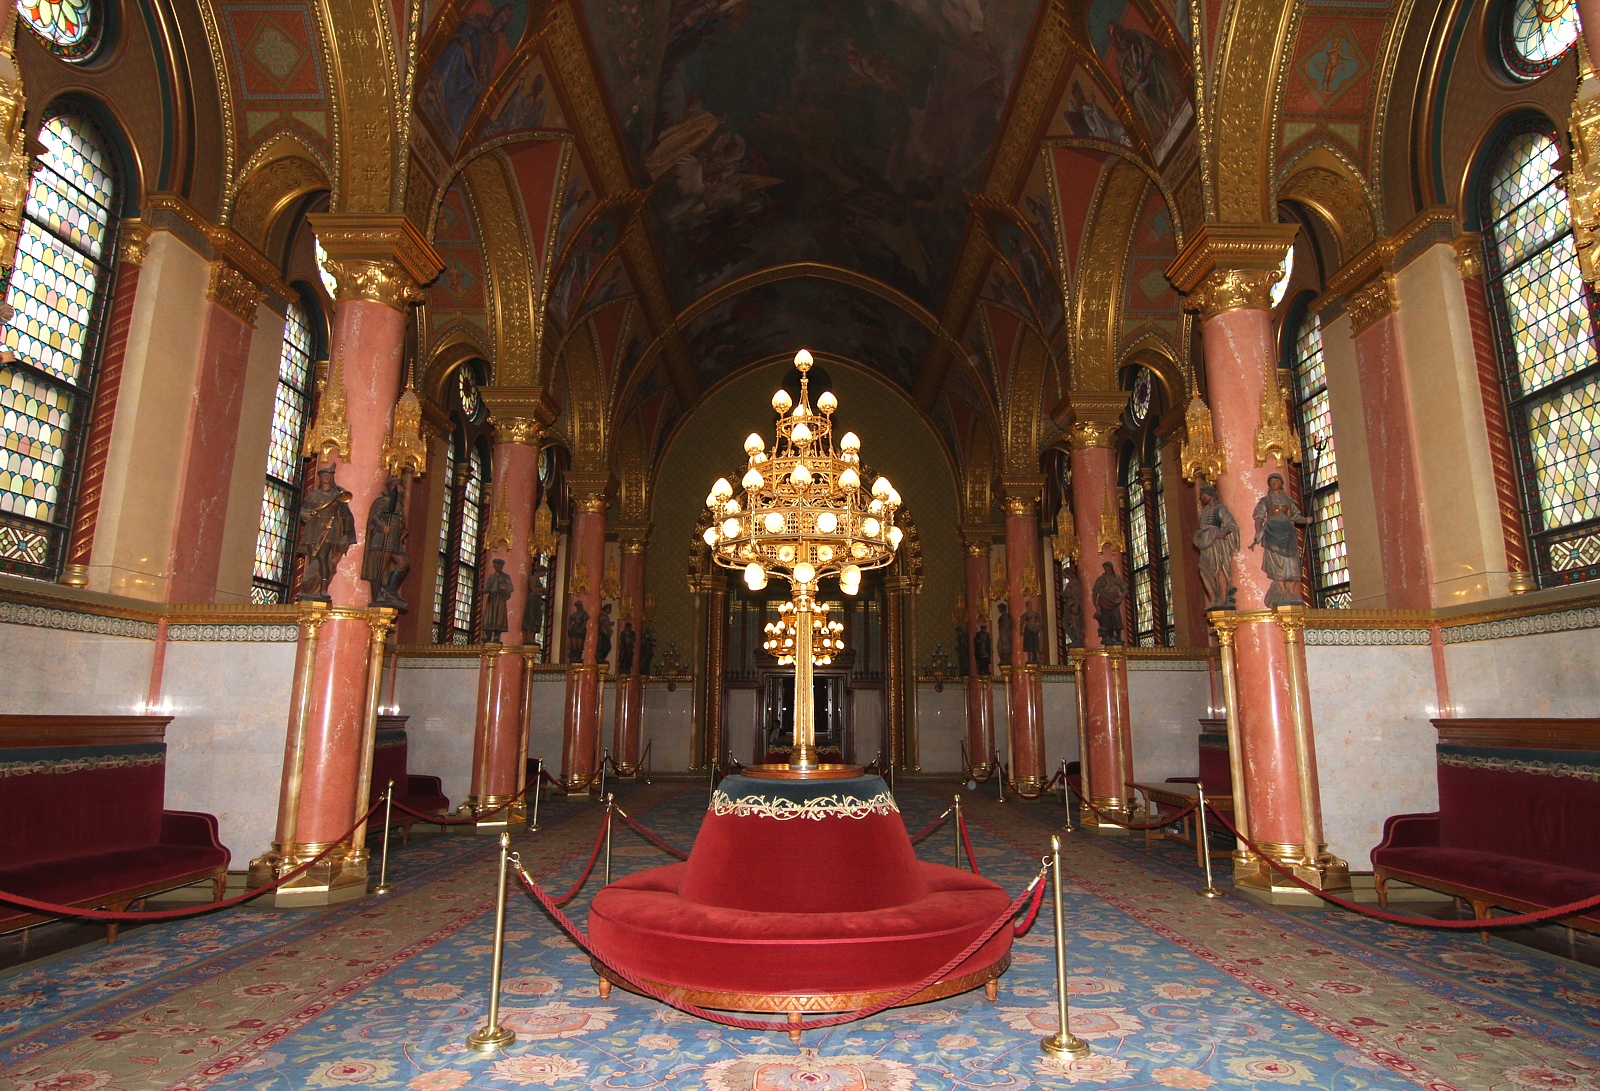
[1006,769,1066,800]
[1202,804,1600,929]
[551,811,614,908]
[1078,796,1199,831]
[1012,876,1048,937]
[391,779,534,826]
[907,808,952,845]
[0,799,386,923]
[512,858,1046,1032]
[614,808,690,860]
[959,811,983,877]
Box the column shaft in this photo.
[560,494,607,787]
[613,539,648,773]
[1002,493,1045,789]
[962,540,995,775]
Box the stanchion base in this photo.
[374,883,393,896]
[1196,887,1224,899]
[465,1024,515,1051]
[1041,1032,1091,1059]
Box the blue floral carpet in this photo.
[1,783,1597,1090]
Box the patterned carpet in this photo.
[1,782,1598,1090]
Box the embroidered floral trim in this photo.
[1439,752,1599,782]
[0,752,165,778]
[710,790,900,820]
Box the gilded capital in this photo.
[309,213,444,312]
[578,494,609,515]
[207,259,265,325]
[1345,272,1396,335]
[1185,268,1280,318]
[1274,604,1307,643]
[322,257,425,311]
[1165,223,1297,319]
[118,221,153,267]
[964,540,990,556]
[494,416,543,447]
[1069,420,1119,450]
[1452,234,1485,279]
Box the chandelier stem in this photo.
[791,587,817,770]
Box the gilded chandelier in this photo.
[704,349,902,771]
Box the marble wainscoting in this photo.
[1304,627,1439,868]
[1442,603,1600,717]
[639,680,693,770]
[160,627,298,860]
[723,686,759,764]
[1127,657,1213,784]
[851,687,884,765]
[0,610,156,715]
[526,668,567,777]
[1040,671,1079,772]
[914,681,966,772]
[393,655,480,806]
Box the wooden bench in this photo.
[0,716,229,941]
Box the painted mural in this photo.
[425,176,490,351]
[680,279,934,394]
[1280,12,1387,167]
[595,0,1043,316]
[1086,0,1192,162]
[1121,180,1179,349]
[418,1,529,148]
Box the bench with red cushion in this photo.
[0,716,230,941]
[587,773,1012,1025]
[370,716,450,844]
[1372,719,1600,934]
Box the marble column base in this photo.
[245,841,369,906]
[1233,841,1351,896]
[445,796,526,834]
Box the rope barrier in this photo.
[907,808,952,845]
[513,857,1046,1032]
[1006,769,1067,800]
[0,799,386,923]
[550,810,614,907]
[959,811,982,878]
[1202,804,1600,930]
[614,807,690,860]
[1078,796,1199,831]
[1013,876,1047,937]
[392,779,535,826]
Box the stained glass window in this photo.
[1503,0,1579,79]
[1270,244,1296,309]
[1120,369,1172,646]
[17,0,99,60]
[433,440,456,642]
[251,300,317,603]
[1482,125,1600,586]
[452,445,487,642]
[1286,311,1350,606]
[0,111,116,579]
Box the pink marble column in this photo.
[251,217,440,901]
[1069,431,1133,824]
[1171,231,1347,892]
[961,536,995,775]
[1350,305,1432,608]
[612,533,648,774]
[561,481,609,788]
[1001,485,1046,790]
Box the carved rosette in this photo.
[207,259,265,325]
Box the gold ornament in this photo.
[1568,73,1600,286]
[602,556,622,601]
[529,496,558,559]
[1053,505,1080,563]
[1180,393,1227,482]
[303,352,351,461]
[484,487,513,554]
[571,559,590,596]
[1021,561,1040,597]
[382,389,428,477]
[1097,476,1124,555]
[989,559,1008,602]
[1254,365,1302,467]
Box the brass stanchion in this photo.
[995,748,1006,804]
[530,758,543,833]
[708,763,717,808]
[598,748,609,802]
[466,832,516,1051]
[374,780,394,896]
[1041,834,1090,1061]
[1060,759,1075,833]
[1196,785,1223,899]
[953,794,964,869]
[603,794,615,886]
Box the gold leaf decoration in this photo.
[382,389,428,477]
[1180,393,1227,483]
[1052,505,1080,563]
[1097,475,1124,555]
[303,352,351,461]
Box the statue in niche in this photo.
[996,602,1014,666]
[640,625,657,675]
[1092,562,1129,646]
[1251,472,1312,607]
[296,465,356,603]
[972,620,992,676]
[954,623,971,677]
[596,602,615,663]
[618,621,636,674]
[481,559,514,643]
[363,476,410,610]
[1059,565,1084,648]
[1021,599,1045,664]
[1194,483,1239,612]
[566,600,590,663]
[521,558,550,648]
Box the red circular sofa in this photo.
[587,773,1012,1028]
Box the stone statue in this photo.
[1251,472,1312,607]
[1059,564,1084,647]
[954,623,971,677]
[640,625,656,675]
[1092,561,1129,646]
[996,602,1014,666]
[618,621,636,674]
[521,558,550,643]
[1194,483,1239,612]
[566,600,590,663]
[481,558,514,643]
[596,602,614,663]
[295,465,356,603]
[1021,599,1044,664]
[973,620,992,675]
[362,476,410,610]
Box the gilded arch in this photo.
[1276,145,1379,263]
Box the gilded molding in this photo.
[1180,393,1226,482]
[1068,421,1119,450]
[1071,157,1146,392]
[1345,273,1397,335]
[317,0,398,212]
[1567,77,1600,285]
[382,389,428,477]
[463,152,538,383]
[117,221,153,267]
[206,259,265,325]
[1313,206,1456,313]
[309,213,443,309]
[145,195,294,300]
[1452,234,1485,279]
[303,351,352,460]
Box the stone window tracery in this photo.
[0,111,116,579]
[1482,124,1600,586]
[1502,0,1579,79]
[250,297,318,603]
[1286,308,1350,607]
[17,0,99,61]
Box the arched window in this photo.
[453,442,488,641]
[0,110,118,579]
[18,0,101,61]
[1502,0,1579,79]
[431,364,493,643]
[432,438,457,636]
[1286,306,1350,606]
[1481,124,1600,587]
[251,296,320,603]
[1120,367,1172,647]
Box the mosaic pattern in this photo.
[433,440,456,642]
[16,0,96,58]
[251,301,316,603]
[453,445,486,643]
[1549,527,1600,574]
[1290,313,1350,607]
[1485,127,1600,585]
[0,113,115,574]
[1503,0,1579,77]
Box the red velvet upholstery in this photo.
[586,774,1012,1005]
[371,725,451,816]
[1435,760,1599,872]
